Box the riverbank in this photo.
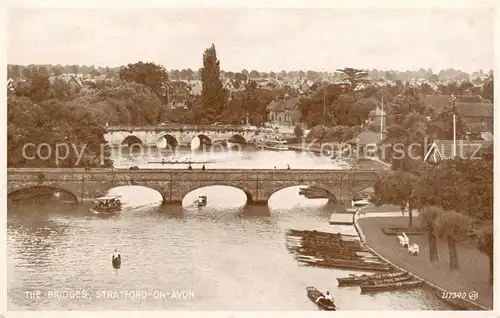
[287,142,390,171]
[354,206,492,309]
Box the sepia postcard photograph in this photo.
[2,0,497,316]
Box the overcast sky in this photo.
[7,8,494,73]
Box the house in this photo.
[421,93,450,111]
[366,106,386,128]
[347,131,383,158]
[265,97,301,126]
[423,139,493,163]
[455,100,493,133]
[167,81,191,108]
[48,75,83,94]
[422,93,493,134]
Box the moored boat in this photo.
[90,195,122,215]
[362,273,413,285]
[302,258,391,271]
[306,287,336,311]
[360,279,424,293]
[261,140,289,151]
[337,271,407,286]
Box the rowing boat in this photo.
[302,259,391,271]
[337,271,407,286]
[306,287,336,311]
[360,279,424,293]
[362,273,413,285]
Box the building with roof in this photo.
[455,100,493,133]
[265,97,302,126]
[366,106,386,128]
[48,75,84,95]
[347,131,383,158]
[423,139,493,163]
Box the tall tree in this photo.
[201,43,225,122]
[419,206,443,262]
[119,61,169,102]
[336,68,369,91]
[434,211,470,270]
[481,75,493,102]
[476,224,493,284]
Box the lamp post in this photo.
[451,94,457,158]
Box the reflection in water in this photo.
[8,185,451,310]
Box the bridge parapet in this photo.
[7,168,381,205]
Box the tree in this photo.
[419,206,444,262]
[415,159,493,220]
[119,61,169,101]
[476,224,493,284]
[294,125,304,138]
[8,65,21,79]
[38,66,50,77]
[201,43,225,122]
[372,170,419,227]
[336,68,369,91]
[481,75,493,102]
[7,94,113,168]
[434,211,470,270]
[249,70,260,79]
[170,69,180,80]
[71,65,79,75]
[306,125,329,145]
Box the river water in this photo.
[7,146,450,310]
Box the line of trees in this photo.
[8,64,493,85]
[372,149,493,281]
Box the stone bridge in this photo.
[104,125,294,148]
[7,168,380,205]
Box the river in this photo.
[7,146,450,310]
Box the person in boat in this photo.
[161,158,165,165]
[112,249,121,260]
[287,164,290,170]
[188,164,193,170]
[316,291,334,304]
[201,164,206,170]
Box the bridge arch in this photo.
[228,134,247,144]
[95,183,168,204]
[180,184,254,205]
[156,134,179,149]
[268,183,338,204]
[122,135,144,147]
[197,134,212,147]
[8,186,78,203]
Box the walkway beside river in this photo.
[355,204,493,309]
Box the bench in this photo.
[397,232,409,248]
[408,243,419,256]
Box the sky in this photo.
[7,7,495,73]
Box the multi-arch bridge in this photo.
[104,125,294,148]
[7,168,380,205]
